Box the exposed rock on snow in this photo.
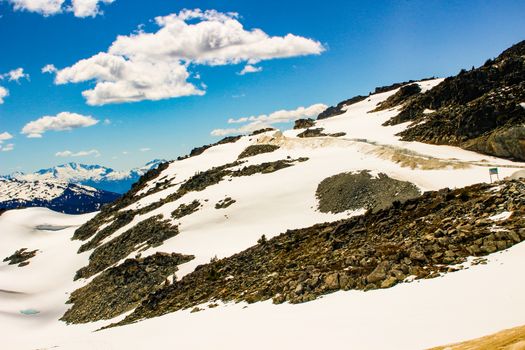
[3,248,38,267]
[111,179,524,326]
[316,170,421,213]
[238,144,280,159]
[215,197,236,209]
[62,252,193,324]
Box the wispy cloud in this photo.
[238,64,263,75]
[140,147,151,152]
[0,143,15,152]
[211,103,327,136]
[55,149,100,157]
[21,112,99,138]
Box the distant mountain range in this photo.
[0,179,120,214]
[3,159,166,194]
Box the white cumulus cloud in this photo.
[52,9,324,105]
[211,103,327,136]
[55,149,100,157]
[7,0,65,16]
[238,64,262,75]
[42,64,58,74]
[21,112,99,138]
[7,0,115,17]
[0,132,14,144]
[1,68,30,82]
[70,0,114,18]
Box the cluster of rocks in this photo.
[3,248,37,267]
[297,128,346,138]
[372,83,422,112]
[238,144,280,159]
[171,200,201,219]
[250,128,275,136]
[316,170,421,213]
[108,179,524,327]
[177,136,242,161]
[317,95,368,120]
[387,40,525,161]
[293,118,316,129]
[75,216,180,280]
[215,197,236,209]
[62,252,194,324]
[315,77,436,121]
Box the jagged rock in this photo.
[385,40,525,161]
[294,118,316,129]
[3,248,37,267]
[324,273,340,290]
[317,95,368,120]
[373,83,421,112]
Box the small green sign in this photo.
[489,168,498,175]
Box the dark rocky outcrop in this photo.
[75,216,180,280]
[317,95,367,120]
[387,40,525,161]
[294,118,316,129]
[171,200,201,219]
[297,128,346,138]
[238,144,280,159]
[177,136,242,160]
[3,248,37,267]
[297,128,328,138]
[316,171,421,213]
[250,128,276,136]
[372,83,422,112]
[62,252,193,324]
[215,197,236,209]
[108,179,524,327]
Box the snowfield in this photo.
[1,79,525,349]
[1,208,525,349]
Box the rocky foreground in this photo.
[59,178,525,326]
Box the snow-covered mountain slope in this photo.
[1,77,525,349]
[0,179,120,214]
[1,208,524,350]
[72,78,524,279]
[5,159,166,194]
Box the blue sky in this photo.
[0,0,524,173]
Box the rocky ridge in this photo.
[106,179,524,326]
